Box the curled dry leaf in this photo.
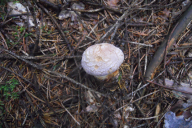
[123,105,134,119]
[7,2,39,27]
[114,112,121,119]
[7,2,27,15]
[182,0,191,6]
[59,10,72,20]
[85,90,95,104]
[164,78,192,102]
[164,111,192,128]
[71,2,85,10]
[59,2,85,21]
[162,8,171,17]
[165,99,192,127]
[86,105,98,112]
[85,90,101,104]
[107,0,119,8]
[187,49,192,57]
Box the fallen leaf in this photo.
[86,105,98,112]
[164,78,192,103]
[107,0,119,8]
[164,111,192,128]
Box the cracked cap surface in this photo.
[81,43,124,77]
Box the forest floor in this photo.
[0,0,192,127]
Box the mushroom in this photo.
[81,43,124,80]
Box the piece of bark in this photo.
[145,4,192,80]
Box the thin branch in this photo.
[147,80,192,95]
[37,3,72,52]
[60,100,80,125]
[43,69,107,97]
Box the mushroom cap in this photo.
[81,43,124,77]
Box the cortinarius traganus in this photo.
[81,43,124,80]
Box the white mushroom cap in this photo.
[81,43,124,80]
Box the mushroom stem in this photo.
[95,70,119,80]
